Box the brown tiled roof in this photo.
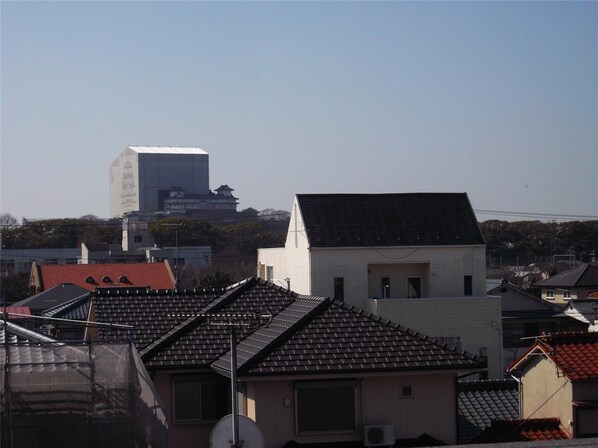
[93,278,485,374]
[296,193,484,248]
[509,332,598,381]
[36,261,175,291]
[472,418,569,443]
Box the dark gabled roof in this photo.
[509,332,598,380]
[296,193,484,248]
[92,279,485,375]
[565,299,598,323]
[92,287,222,352]
[12,283,88,313]
[457,379,519,444]
[215,298,482,377]
[42,292,91,321]
[535,263,598,288]
[472,418,569,443]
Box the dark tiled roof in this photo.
[457,379,519,443]
[93,279,485,374]
[92,287,222,351]
[509,332,598,381]
[535,263,598,288]
[12,283,88,313]
[296,193,484,248]
[223,300,482,376]
[473,418,569,443]
[566,299,598,323]
[43,292,90,321]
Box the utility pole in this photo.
[202,312,271,448]
[160,223,183,287]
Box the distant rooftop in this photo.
[127,146,208,155]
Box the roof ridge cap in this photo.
[216,295,331,375]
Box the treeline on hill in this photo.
[0,212,290,297]
[480,220,598,262]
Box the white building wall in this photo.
[367,296,503,378]
[110,147,210,217]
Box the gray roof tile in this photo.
[457,379,519,444]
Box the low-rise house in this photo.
[534,262,598,303]
[564,298,598,332]
[508,332,598,439]
[29,260,175,294]
[11,283,88,315]
[258,193,503,377]
[487,281,587,368]
[88,278,486,448]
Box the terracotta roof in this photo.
[509,332,598,380]
[472,418,569,443]
[457,379,519,443]
[535,262,598,288]
[295,193,484,248]
[92,278,485,374]
[36,261,175,291]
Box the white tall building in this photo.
[110,146,210,217]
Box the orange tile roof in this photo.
[509,332,598,380]
[474,418,569,443]
[37,262,174,291]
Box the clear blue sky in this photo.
[1,1,596,221]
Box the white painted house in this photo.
[258,193,503,377]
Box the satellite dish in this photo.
[209,414,264,448]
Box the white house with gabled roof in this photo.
[258,193,503,377]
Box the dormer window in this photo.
[102,276,112,283]
[119,275,129,283]
[85,276,95,284]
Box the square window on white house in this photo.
[172,375,228,423]
[400,385,414,399]
[563,290,571,300]
[295,380,357,434]
[546,289,554,300]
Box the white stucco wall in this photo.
[520,355,573,437]
[366,296,503,378]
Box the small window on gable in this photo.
[563,290,571,300]
[266,266,274,282]
[400,385,413,399]
[546,289,554,300]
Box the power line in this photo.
[474,209,598,221]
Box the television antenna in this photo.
[202,312,271,448]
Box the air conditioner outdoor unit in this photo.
[364,425,395,447]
